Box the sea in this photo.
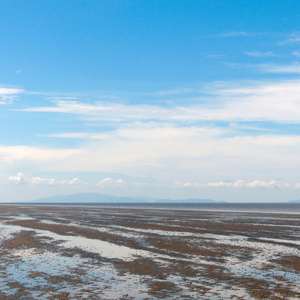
[10,202,300,214]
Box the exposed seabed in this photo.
[0,205,299,299]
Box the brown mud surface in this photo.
[0,205,299,299]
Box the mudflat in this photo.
[0,205,299,299]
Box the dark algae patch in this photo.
[3,230,40,249]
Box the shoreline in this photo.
[1,202,300,214]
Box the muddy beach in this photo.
[0,205,299,299]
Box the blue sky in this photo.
[1,1,300,202]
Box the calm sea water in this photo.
[13,202,300,214]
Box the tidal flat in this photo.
[0,205,299,299]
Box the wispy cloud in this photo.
[260,63,300,74]
[229,122,279,132]
[218,31,259,37]
[278,32,300,45]
[199,53,226,58]
[292,50,300,57]
[245,51,276,57]
[206,54,226,58]
[43,125,225,140]
[19,80,300,124]
[43,132,108,139]
[150,88,195,96]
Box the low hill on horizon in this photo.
[287,199,300,203]
[29,192,226,204]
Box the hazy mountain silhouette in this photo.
[30,193,226,204]
[287,199,300,203]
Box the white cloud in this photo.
[44,132,111,139]
[8,173,84,186]
[0,87,24,104]
[5,79,300,194]
[21,127,300,183]
[0,146,82,163]
[206,180,246,188]
[206,181,234,188]
[231,180,246,188]
[30,177,60,186]
[97,178,126,188]
[178,182,204,188]
[0,87,23,95]
[2,123,300,188]
[68,177,82,185]
[176,180,290,189]
[177,180,245,189]
[246,180,278,189]
[8,172,25,185]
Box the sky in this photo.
[1,0,300,202]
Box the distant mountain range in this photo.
[288,199,300,203]
[30,193,226,204]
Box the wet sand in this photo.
[0,205,299,299]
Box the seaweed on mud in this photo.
[3,230,40,249]
[115,258,167,279]
[148,280,181,297]
[272,255,300,272]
